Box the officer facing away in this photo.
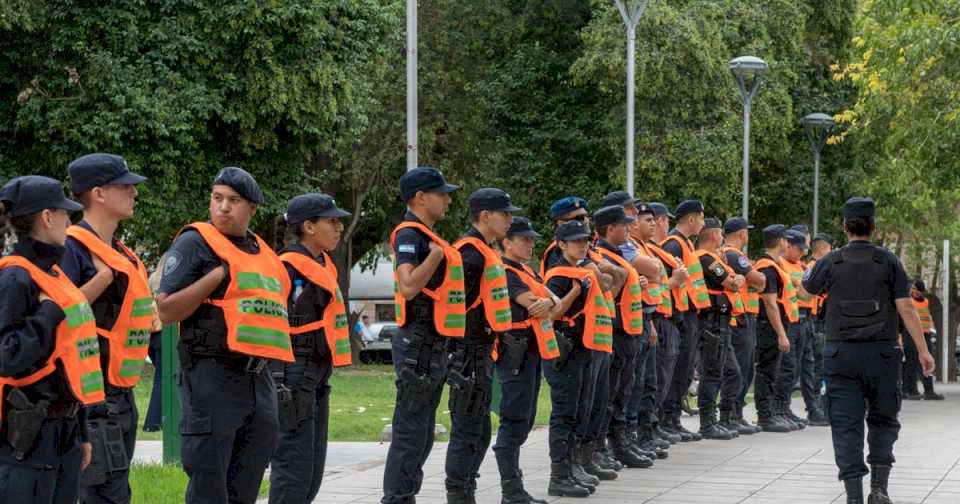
[61,153,154,504]
[157,167,293,504]
[803,197,935,504]
[383,167,463,504]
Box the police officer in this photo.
[660,200,707,441]
[753,225,794,433]
[771,230,812,429]
[60,153,152,504]
[0,176,101,504]
[593,205,660,468]
[720,217,765,434]
[903,280,943,401]
[494,216,569,504]
[383,167,463,504]
[541,220,594,498]
[269,193,353,504]
[445,188,520,503]
[692,218,745,440]
[809,233,834,415]
[156,167,293,504]
[803,197,935,504]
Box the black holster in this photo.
[504,332,528,376]
[276,384,300,431]
[4,388,48,461]
[81,418,129,486]
[397,320,443,411]
[552,330,574,371]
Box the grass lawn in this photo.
[133,364,161,441]
[129,463,268,503]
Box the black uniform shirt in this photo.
[699,250,730,313]
[596,240,626,329]
[725,249,753,276]
[545,256,588,340]
[757,253,785,321]
[663,230,693,316]
[503,257,534,324]
[393,212,446,319]
[458,227,487,314]
[803,240,910,300]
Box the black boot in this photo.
[637,425,669,459]
[672,415,701,441]
[784,405,808,429]
[647,424,672,450]
[500,479,528,504]
[868,465,893,504]
[699,409,734,440]
[568,451,599,490]
[806,408,830,427]
[844,478,864,504]
[515,470,547,504]
[447,490,472,504]
[548,463,590,498]
[720,410,753,436]
[610,428,653,468]
[656,424,681,444]
[923,390,945,401]
[581,442,617,481]
[735,405,762,434]
[594,439,623,471]
[626,426,658,460]
[757,415,791,433]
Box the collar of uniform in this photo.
[848,240,872,247]
[596,239,622,256]
[204,220,259,251]
[12,235,65,273]
[502,256,525,270]
[404,211,428,227]
[669,228,692,243]
[284,242,325,265]
[464,226,488,244]
[78,219,128,257]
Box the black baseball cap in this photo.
[555,220,591,241]
[724,217,755,234]
[785,230,807,248]
[674,199,704,219]
[468,188,521,213]
[549,196,588,220]
[600,190,640,209]
[1,176,83,217]
[812,233,834,246]
[762,224,787,241]
[789,224,810,235]
[507,217,541,238]
[843,197,875,219]
[213,167,264,204]
[399,167,459,202]
[635,202,655,217]
[68,153,147,195]
[286,193,352,225]
[593,205,635,228]
[703,217,722,230]
[649,202,674,219]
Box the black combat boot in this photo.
[868,465,893,504]
[515,470,547,504]
[609,428,653,468]
[500,479,528,504]
[568,450,599,490]
[757,414,791,433]
[673,415,702,441]
[626,426,658,460]
[594,439,623,472]
[646,424,672,450]
[735,405,762,434]
[656,424,681,444]
[699,409,734,440]
[783,405,808,428]
[447,490,472,504]
[844,478,864,504]
[581,442,617,481]
[720,410,753,436]
[637,425,669,459]
[806,408,830,427]
[548,463,590,498]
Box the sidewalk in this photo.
[137,384,960,503]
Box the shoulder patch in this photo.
[397,244,416,254]
[803,268,812,281]
[738,256,750,269]
[163,251,183,276]
[711,263,726,277]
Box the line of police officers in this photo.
[0,162,936,504]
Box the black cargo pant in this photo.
[626,317,657,429]
[79,388,138,504]
[732,314,757,416]
[654,315,680,414]
[269,356,333,504]
[579,349,611,444]
[663,311,698,423]
[775,319,812,411]
[606,327,644,431]
[382,323,448,504]
[543,345,590,464]
[754,318,784,420]
[824,340,902,481]
[0,415,84,504]
[696,313,741,416]
[445,340,495,493]
[492,332,542,481]
[178,355,279,504]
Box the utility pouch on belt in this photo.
[398,367,437,411]
[5,388,48,461]
[447,368,477,416]
[552,331,574,371]
[294,389,314,424]
[505,333,527,376]
[81,419,130,486]
[277,384,299,431]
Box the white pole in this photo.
[812,150,820,237]
[625,23,636,197]
[742,101,750,220]
[943,240,950,382]
[405,0,418,172]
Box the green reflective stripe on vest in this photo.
[495,309,512,324]
[335,338,351,355]
[629,284,642,296]
[449,266,464,281]
[81,371,104,394]
[126,328,151,348]
[692,278,706,289]
[237,272,282,293]
[687,262,703,274]
[594,295,607,308]
[492,286,509,302]
[335,313,349,329]
[119,359,144,378]
[593,333,613,346]
[444,314,466,329]
[629,318,644,329]
[485,265,506,281]
[747,299,760,309]
[448,290,466,304]
[64,303,95,329]
[131,297,155,318]
[77,337,99,360]
[545,337,558,352]
[335,288,344,303]
[238,298,288,319]
[695,292,710,302]
[236,325,291,350]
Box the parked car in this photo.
[360,322,397,363]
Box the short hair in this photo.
[469,208,482,224]
[77,191,93,208]
[844,216,875,237]
[10,212,38,235]
[596,225,611,239]
[764,236,782,249]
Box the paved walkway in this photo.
[136,384,960,503]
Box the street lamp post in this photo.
[801,113,835,237]
[615,0,650,197]
[729,56,768,221]
[406,0,417,172]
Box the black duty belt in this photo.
[47,402,80,418]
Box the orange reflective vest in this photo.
[594,246,645,335]
[914,297,933,333]
[0,256,105,422]
[187,222,294,362]
[630,238,666,309]
[695,249,745,319]
[783,259,817,314]
[503,262,560,360]
[644,241,677,317]
[453,236,512,333]
[721,246,761,315]
[807,259,824,315]
[390,222,466,338]
[544,266,613,353]
[754,257,800,323]
[66,226,156,388]
[662,235,711,310]
[279,252,352,367]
